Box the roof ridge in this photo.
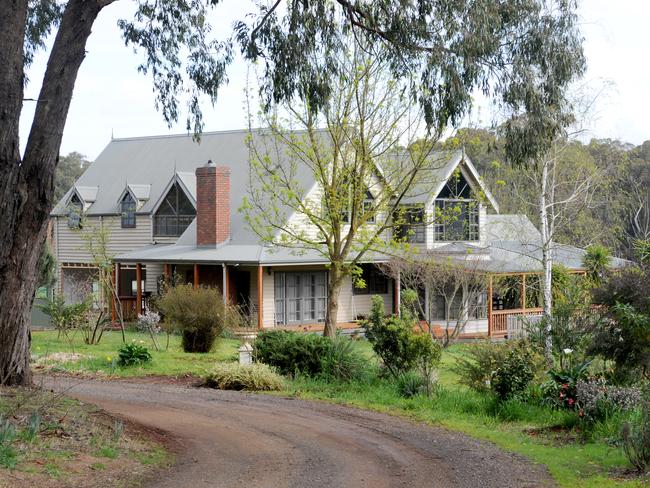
[111,127,328,143]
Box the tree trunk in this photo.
[324,264,344,337]
[539,159,554,364]
[0,0,105,386]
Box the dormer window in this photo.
[434,169,479,242]
[153,182,196,237]
[67,194,83,229]
[121,192,136,228]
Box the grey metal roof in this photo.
[51,129,318,245]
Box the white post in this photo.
[238,342,253,365]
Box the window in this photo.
[433,200,479,241]
[362,190,375,223]
[394,206,425,243]
[274,271,327,325]
[353,264,388,295]
[153,182,196,237]
[121,192,136,228]
[67,194,83,229]
[338,189,375,224]
[434,169,480,242]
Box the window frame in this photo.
[353,264,389,295]
[394,205,426,244]
[433,199,479,242]
[67,194,83,229]
[120,192,137,228]
[153,182,196,237]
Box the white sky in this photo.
[19,0,650,161]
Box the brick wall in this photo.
[195,164,230,246]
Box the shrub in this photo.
[541,360,591,410]
[204,362,285,391]
[158,285,232,352]
[136,310,161,334]
[453,342,510,392]
[118,342,152,366]
[620,393,650,472]
[576,379,642,421]
[363,295,441,379]
[491,345,535,400]
[396,371,431,398]
[320,334,367,381]
[254,330,331,377]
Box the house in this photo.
[50,129,627,338]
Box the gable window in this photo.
[338,189,375,224]
[433,169,479,242]
[153,182,196,237]
[121,193,136,228]
[353,264,388,295]
[394,206,425,243]
[362,190,375,223]
[67,194,83,229]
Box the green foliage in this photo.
[320,335,368,381]
[634,239,650,265]
[491,345,536,401]
[541,360,591,410]
[590,266,650,381]
[37,242,57,290]
[158,285,231,353]
[395,371,433,399]
[204,362,285,391]
[117,342,152,367]
[583,244,611,285]
[53,152,91,202]
[453,342,511,392]
[37,293,91,338]
[254,331,331,377]
[363,295,441,379]
[620,392,650,472]
[0,416,17,469]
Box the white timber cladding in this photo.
[145,263,164,293]
[54,215,164,294]
[261,266,393,327]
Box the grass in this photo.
[278,342,646,488]
[31,329,239,378]
[30,332,647,487]
[0,386,169,486]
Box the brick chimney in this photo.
[195,161,230,246]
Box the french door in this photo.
[274,271,327,325]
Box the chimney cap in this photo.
[205,159,216,167]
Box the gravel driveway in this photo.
[45,377,555,488]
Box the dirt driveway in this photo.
[45,377,555,488]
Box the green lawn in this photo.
[31,329,239,377]
[30,332,647,487]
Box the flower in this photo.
[563,348,573,355]
[106,356,112,362]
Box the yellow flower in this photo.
[106,356,112,362]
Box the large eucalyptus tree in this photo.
[0,0,584,385]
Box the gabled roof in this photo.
[399,149,499,212]
[117,183,151,204]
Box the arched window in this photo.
[67,193,83,229]
[121,192,136,228]
[153,182,196,237]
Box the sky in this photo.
[19,0,650,161]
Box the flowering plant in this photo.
[136,310,161,334]
[541,360,591,410]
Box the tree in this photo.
[382,253,489,347]
[0,0,584,384]
[521,140,599,361]
[243,44,442,336]
[54,152,91,203]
